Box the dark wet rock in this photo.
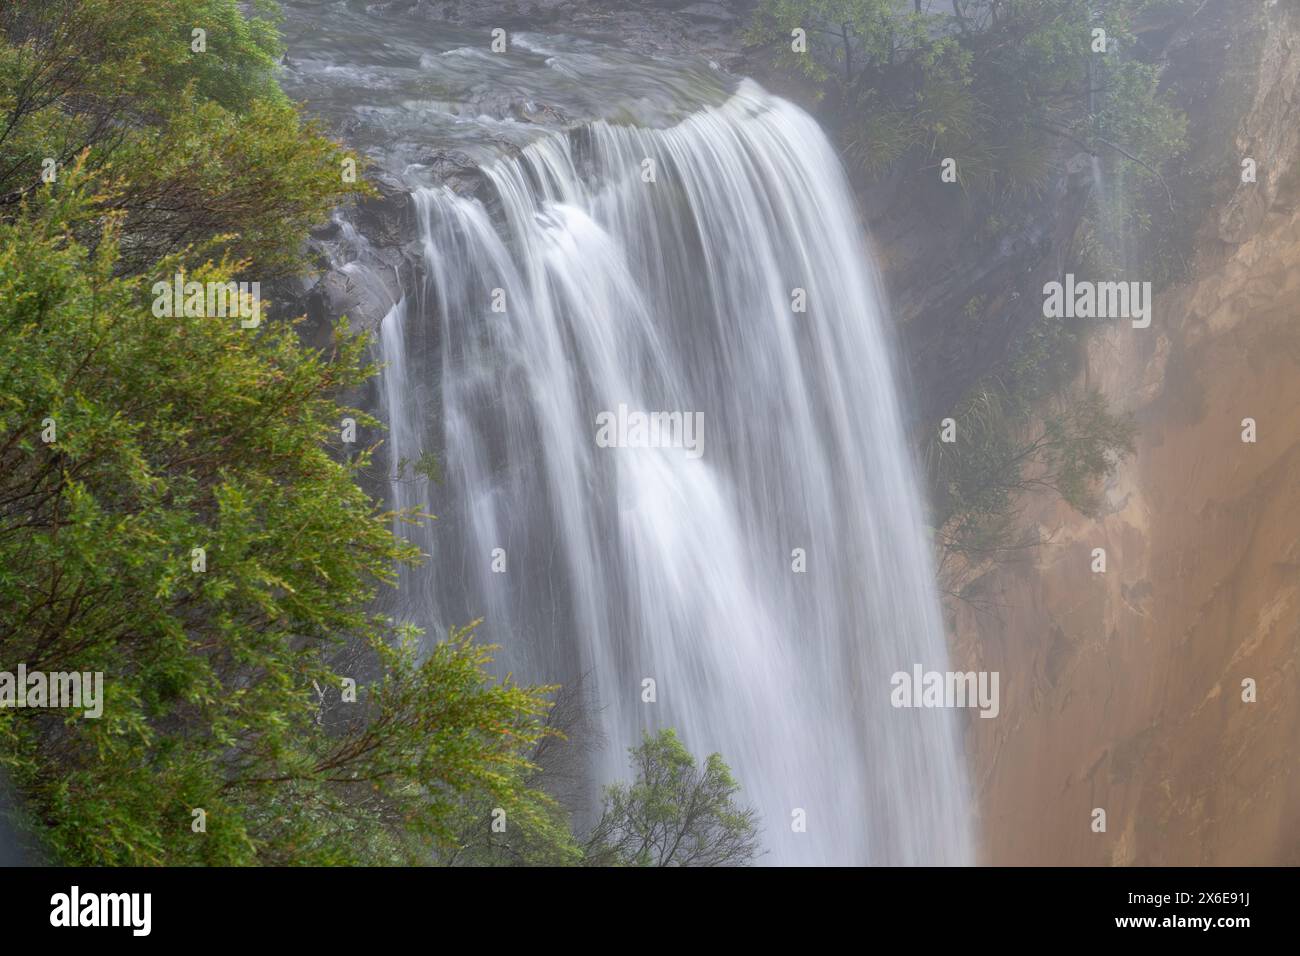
[316,266,400,328]
[421,148,494,199]
[0,773,43,865]
[299,257,405,346]
[354,171,418,248]
[309,219,343,242]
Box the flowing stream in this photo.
[282,3,972,864]
[375,82,971,865]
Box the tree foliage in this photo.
[0,178,566,864]
[928,377,1135,601]
[0,0,363,273]
[749,0,1187,195]
[0,0,566,866]
[584,729,762,867]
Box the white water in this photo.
[377,79,972,865]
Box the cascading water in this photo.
[376,79,972,865]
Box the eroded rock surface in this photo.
[954,0,1300,865]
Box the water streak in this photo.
[377,80,971,865]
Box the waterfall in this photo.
[376,79,972,865]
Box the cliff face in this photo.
[276,1,1298,865]
[953,1,1300,865]
[862,146,1094,429]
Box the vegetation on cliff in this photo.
[749,0,1185,194]
[748,0,1187,580]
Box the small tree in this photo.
[929,383,1136,608]
[584,729,762,867]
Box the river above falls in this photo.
[279,0,736,183]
